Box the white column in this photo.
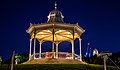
[39,41,42,59]
[56,43,58,59]
[29,39,32,60]
[79,38,82,61]
[72,29,75,59]
[33,38,36,59]
[52,28,55,58]
[71,41,74,59]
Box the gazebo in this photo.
[26,2,85,63]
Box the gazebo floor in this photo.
[23,58,83,64]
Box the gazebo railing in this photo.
[74,54,80,61]
[30,52,80,61]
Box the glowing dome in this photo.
[93,49,98,56]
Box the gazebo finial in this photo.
[54,1,57,9]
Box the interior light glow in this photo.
[42,35,44,37]
[47,30,50,32]
[40,32,43,34]
[60,36,63,38]
[60,30,61,32]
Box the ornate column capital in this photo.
[79,37,82,41]
[30,38,32,41]
[39,40,42,44]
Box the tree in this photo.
[0,56,2,65]
[15,55,22,64]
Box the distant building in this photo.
[85,43,92,57]
[93,49,99,56]
[89,47,92,57]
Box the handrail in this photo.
[30,52,80,61]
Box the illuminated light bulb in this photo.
[40,32,43,34]
[47,30,50,32]
[67,32,70,34]
[59,30,61,32]
[42,35,44,37]
[67,35,70,37]
[60,36,63,38]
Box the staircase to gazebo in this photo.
[24,52,82,64]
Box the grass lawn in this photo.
[0,64,118,70]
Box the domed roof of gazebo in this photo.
[47,2,64,23]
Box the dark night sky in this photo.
[0,0,120,61]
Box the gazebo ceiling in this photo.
[26,23,85,42]
[31,29,79,42]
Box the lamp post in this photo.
[99,52,112,70]
[15,55,21,64]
